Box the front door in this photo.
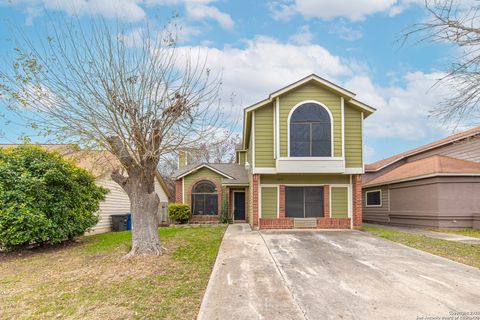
[233,192,246,220]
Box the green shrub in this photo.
[219,199,231,224]
[0,146,108,251]
[168,203,190,224]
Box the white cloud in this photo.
[270,0,422,22]
[346,72,454,140]
[12,0,234,30]
[41,0,146,21]
[329,20,363,41]
[289,25,314,45]
[184,2,234,30]
[175,36,351,107]
[174,36,462,143]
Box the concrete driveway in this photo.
[198,224,480,320]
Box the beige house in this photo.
[1,144,172,234]
[363,127,480,229]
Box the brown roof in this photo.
[364,155,480,187]
[63,150,122,178]
[366,126,480,172]
[0,144,79,155]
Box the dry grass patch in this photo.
[0,225,227,319]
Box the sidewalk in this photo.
[197,223,304,320]
[365,223,480,244]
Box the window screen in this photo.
[285,186,324,218]
[366,190,381,206]
[290,103,331,157]
[192,181,218,215]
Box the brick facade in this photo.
[175,179,182,203]
[279,185,286,218]
[323,185,330,218]
[252,174,260,228]
[259,217,351,229]
[260,218,294,229]
[352,174,362,229]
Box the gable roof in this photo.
[242,74,376,148]
[366,126,480,172]
[172,163,248,184]
[364,155,480,187]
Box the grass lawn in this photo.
[0,225,227,320]
[363,226,480,269]
[435,228,480,239]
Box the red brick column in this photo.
[324,185,330,218]
[352,175,362,228]
[279,185,286,218]
[175,180,182,203]
[245,187,249,223]
[252,174,260,228]
[227,187,232,218]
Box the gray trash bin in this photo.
[111,214,129,232]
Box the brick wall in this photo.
[324,185,330,218]
[317,217,350,229]
[259,217,351,229]
[175,180,182,203]
[352,174,362,228]
[260,218,293,229]
[252,174,259,228]
[279,185,286,218]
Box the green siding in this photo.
[237,151,246,165]
[183,167,223,204]
[261,174,350,185]
[254,103,275,167]
[345,103,363,168]
[261,187,278,219]
[279,83,342,157]
[331,187,348,218]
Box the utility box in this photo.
[111,214,129,232]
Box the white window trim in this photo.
[365,189,382,207]
[287,100,335,158]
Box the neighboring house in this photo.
[0,144,172,234]
[172,74,376,229]
[363,127,480,229]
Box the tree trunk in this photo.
[125,172,166,257]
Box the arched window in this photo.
[289,102,332,157]
[192,180,218,215]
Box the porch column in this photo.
[175,179,182,203]
[252,174,260,228]
[324,185,330,218]
[279,185,286,218]
[352,175,362,229]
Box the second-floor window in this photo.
[289,102,332,157]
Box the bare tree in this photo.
[0,16,228,256]
[401,0,480,124]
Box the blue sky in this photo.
[0,0,469,163]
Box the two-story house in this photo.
[172,74,375,229]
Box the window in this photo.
[192,181,218,215]
[366,190,382,207]
[289,103,332,157]
[285,186,324,218]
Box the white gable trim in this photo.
[175,164,235,180]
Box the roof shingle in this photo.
[364,155,480,187]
